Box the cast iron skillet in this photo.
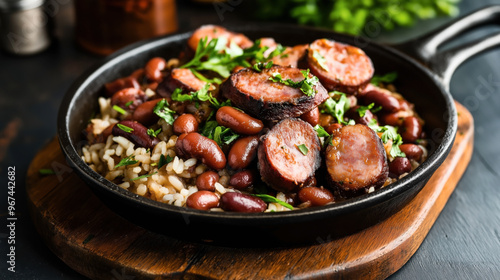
[58,6,500,246]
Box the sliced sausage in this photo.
[300,107,320,127]
[221,65,328,121]
[324,124,388,193]
[359,85,401,113]
[110,88,146,111]
[104,76,140,96]
[271,44,308,68]
[156,68,210,98]
[187,25,253,52]
[258,118,321,193]
[307,39,374,94]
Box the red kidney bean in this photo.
[300,107,320,127]
[326,123,342,134]
[196,171,219,191]
[399,144,423,162]
[229,170,256,190]
[104,76,140,96]
[173,114,199,135]
[112,120,159,149]
[176,132,226,170]
[379,112,404,127]
[215,106,264,135]
[346,105,377,126]
[298,187,334,206]
[362,89,401,113]
[145,57,166,83]
[220,192,266,213]
[227,135,259,170]
[111,88,146,111]
[186,191,220,210]
[401,116,422,143]
[132,99,161,126]
[389,157,412,178]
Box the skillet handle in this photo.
[393,5,500,90]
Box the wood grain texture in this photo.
[26,102,472,280]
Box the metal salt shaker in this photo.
[0,0,52,55]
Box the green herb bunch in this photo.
[254,0,460,35]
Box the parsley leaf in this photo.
[112,105,127,115]
[321,92,350,124]
[147,128,161,138]
[114,155,139,168]
[252,194,294,210]
[371,72,398,85]
[252,61,273,72]
[153,99,176,125]
[367,120,406,158]
[313,124,330,137]
[117,123,134,133]
[269,69,319,96]
[312,50,329,72]
[130,171,158,181]
[39,169,55,175]
[158,154,173,169]
[200,120,239,146]
[297,144,309,155]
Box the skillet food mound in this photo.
[81,25,428,212]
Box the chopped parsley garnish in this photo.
[117,123,134,133]
[312,50,329,72]
[147,128,161,138]
[371,72,398,85]
[356,103,381,117]
[124,100,133,107]
[158,154,173,169]
[114,155,139,169]
[39,169,55,175]
[112,105,127,115]
[269,69,319,97]
[130,171,158,181]
[252,194,294,210]
[180,37,286,83]
[321,91,350,124]
[368,119,406,158]
[201,120,239,147]
[153,99,176,125]
[171,84,230,110]
[297,144,309,155]
[252,61,273,72]
[313,124,330,137]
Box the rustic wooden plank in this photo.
[26,102,472,280]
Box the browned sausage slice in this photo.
[307,39,374,94]
[325,124,388,193]
[258,118,321,193]
[221,65,329,121]
[156,68,210,98]
[187,25,253,52]
[271,44,308,68]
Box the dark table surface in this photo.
[1,0,500,279]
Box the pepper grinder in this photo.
[0,0,53,55]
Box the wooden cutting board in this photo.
[26,102,473,280]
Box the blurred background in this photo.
[1,0,500,279]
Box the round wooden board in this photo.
[26,102,473,280]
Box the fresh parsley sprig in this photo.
[367,119,406,158]
[115,155,139,169]
[252,194,294,210]
[200,120,239,147]
[371,72,398,85]
[269,69,319,97]
[153,99,176,125]
[321,91,351,125]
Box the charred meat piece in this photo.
[324,124,388,194]
[258,118,321,193]
[187,25,253,52]
[156,68,211,98]
[221,65,328,121]
[307,39,374,94]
